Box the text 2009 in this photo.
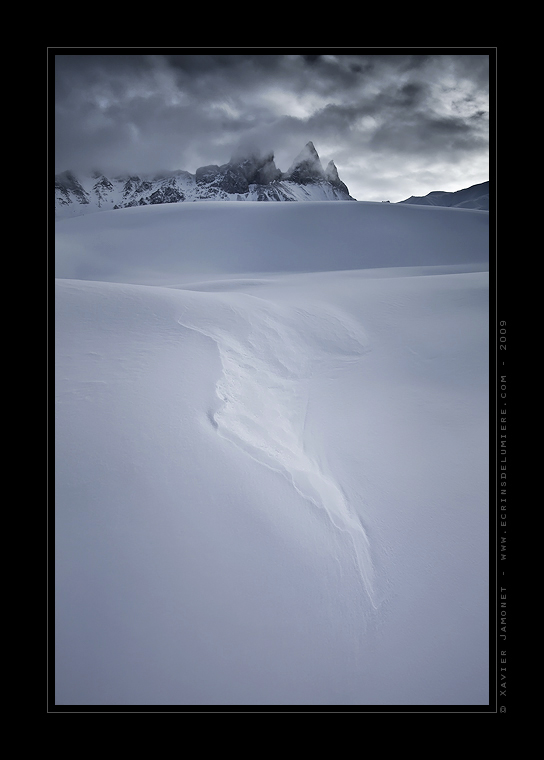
[499,321,506,350]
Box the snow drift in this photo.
[55,200,489,706]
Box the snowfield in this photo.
[55,201,489,706]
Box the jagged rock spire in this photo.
[284,142,326,183]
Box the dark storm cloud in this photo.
[54,51,491,200]
[370,113,489,156]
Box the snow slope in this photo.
[55,200,489,283]
[55,201,489,706]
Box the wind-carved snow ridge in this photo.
[178,292,378,609]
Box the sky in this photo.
[53,50,492,203]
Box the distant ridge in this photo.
[398,181,489,210]
[55,142,354,218]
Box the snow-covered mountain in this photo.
[398,181,489,210]
[54,142,354,218]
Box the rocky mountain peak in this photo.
[283,142,327,184]
[228,151,282,186]
[325,160,339,181]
